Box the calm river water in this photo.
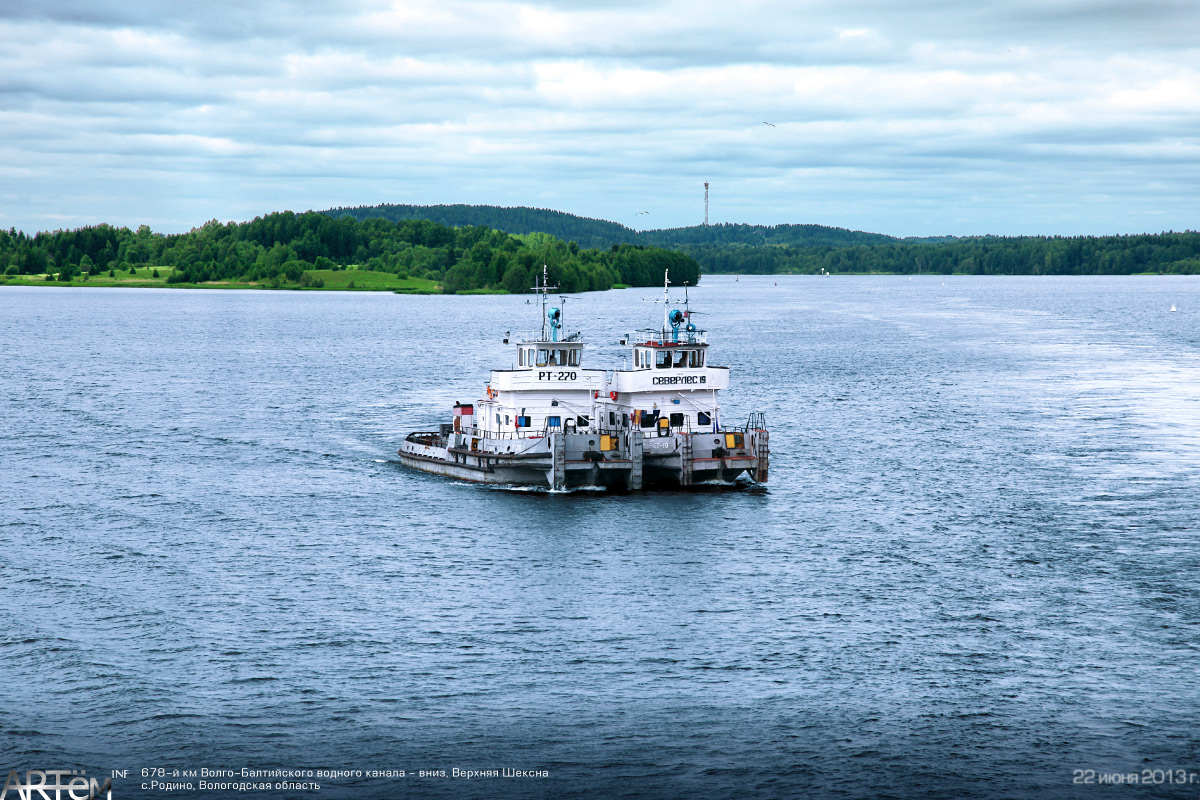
[3,276,1200,799]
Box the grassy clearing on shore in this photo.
[0,266,442,292]
[0,266,177,287]
[311,270,439,292]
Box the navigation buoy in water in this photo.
[1170,305,1178,312]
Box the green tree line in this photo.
[8,207,1197,287]
[0,212,700,292]
[682,232,1200,275]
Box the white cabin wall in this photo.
[478,390,600,435]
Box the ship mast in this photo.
[661,269,671,336]
[532,264,557,341]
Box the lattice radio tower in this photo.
[704,181,709,226]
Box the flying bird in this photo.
[763,121,775,127]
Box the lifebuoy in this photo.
[609,391,618,402]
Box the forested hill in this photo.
[640,223,896,249]
[321,204,897,250]
[324,204,637,250]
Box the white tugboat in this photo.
[397,269,769,490]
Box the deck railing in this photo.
[633,328,708,346]
[447,411,765,443]
[508,330,584,344]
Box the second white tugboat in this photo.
[397,269,768,490]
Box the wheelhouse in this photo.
[632,343,707,370]
[516,338,584,369]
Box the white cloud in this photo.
[1,1,1199,235]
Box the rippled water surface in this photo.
[3,277,1200,799]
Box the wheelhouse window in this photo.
[518,349,524,367]
[689,349,705,367]
[536,349,549,367]
[656,350,671,369]
[568,349,580,367]
[673,350,688,368]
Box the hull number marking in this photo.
[652,375,707,385]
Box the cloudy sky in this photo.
[2,0,1199,236]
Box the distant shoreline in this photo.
[2,270,1190,292]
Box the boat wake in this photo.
[484,483,610,494]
